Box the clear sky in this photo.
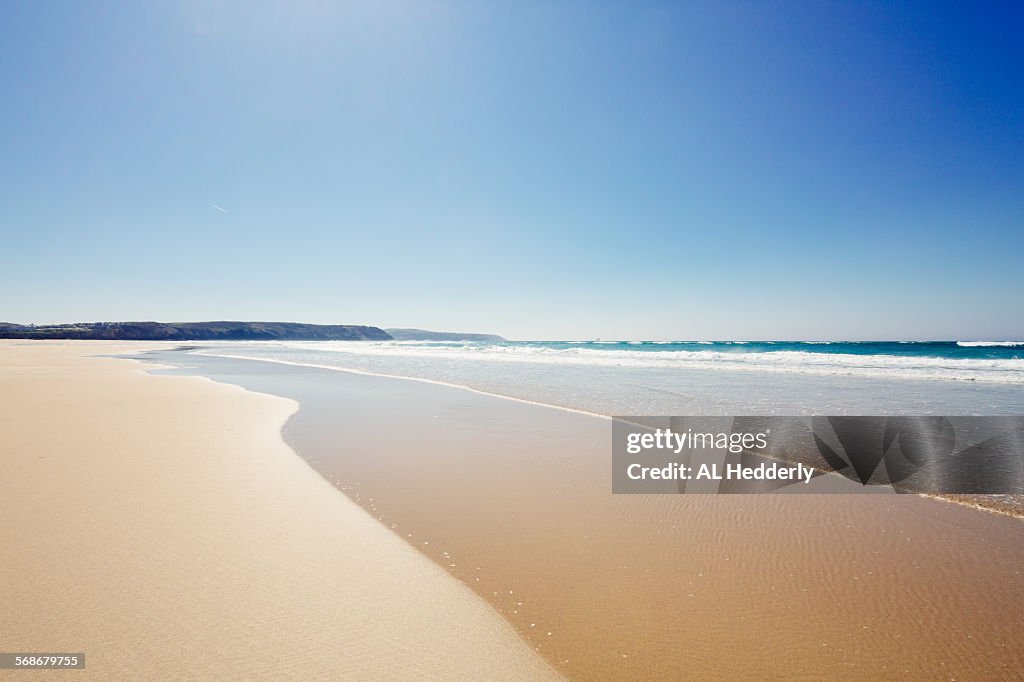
[1,1,1021,340]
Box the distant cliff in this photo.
[385,328,506,342]
[0,321,392,341]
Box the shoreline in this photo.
[0,341,560,680]
[192,348,1024,520]
[193,350,615,421]
[145,347,1024,679]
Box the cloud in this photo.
[209,203,228,213]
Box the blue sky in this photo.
[1,1,1021,340]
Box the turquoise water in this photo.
[191,339,1024,416]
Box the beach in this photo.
[7,1,1022,679]
[152,347,1024,680]
[0,341,558,680]
[3,341,1024,680]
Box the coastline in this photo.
[146,348,1024,679]
[192,349,1024,519]
[0,341,559,680]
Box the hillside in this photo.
[385,328,506,342]
[0,321,392,341]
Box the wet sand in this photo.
[158,351,1024,680]
[0,342,559,680]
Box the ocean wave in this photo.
[957,341,1024,347]
[255,341,1024,384]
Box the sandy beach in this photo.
[155,349,1024,680]
[4,341,1024,680]
[6,1,1022,678]
[0,341,559,680]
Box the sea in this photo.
[188,340,1024,416]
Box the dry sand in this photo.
[0,341,560,680]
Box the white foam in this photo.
[957,341,1024,347]
[198,340,1024,384]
